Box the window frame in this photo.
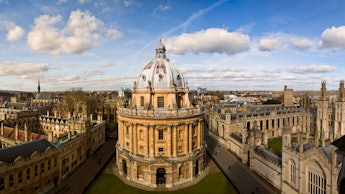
[157,96,164,108]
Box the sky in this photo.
[0,0,345,92]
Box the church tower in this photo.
[334,80,345,139]
[116,40,205,188]
[315,81,330,146]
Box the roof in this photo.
[332,135,345,148]
[35,92,53,100]
[0,139,56,163]
[2,126,46,141]
[136,40,186,89]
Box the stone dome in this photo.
[136,40,186,89]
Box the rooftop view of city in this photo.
[0,1,345,194]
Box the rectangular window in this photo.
[48,160,51,171]
[0,178,4,191]
[158,130,164,140]
[54,157,57,167]
[41,162,45,174]
[34,165,38,177]
[9,174,13,187]
[18,171,22,184]
[126,126,129,136]
[157,97,164,108]
[140,96,144,107]
[26,168,30,180]
[158,147,164,153]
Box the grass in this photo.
[268,136,298,156]
[85,171,237,194]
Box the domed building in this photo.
[116,40,206,188]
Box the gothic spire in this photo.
[38,78,41,94]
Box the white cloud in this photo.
[0,61,49,76]
[123,0,140,7]
[83,70,104,76]
[158,4,171,11]
[0,21,25,42]
[100,61,116,67]
[60,75,80,81]
[287,64,336,74]
[6,25,25,42]
[27,10,122,55]
[258,38,281,51]
[320,26,345,48]
[165,28,250,55]
[257,34,315,51]
[56,0,67,5]
[289,37,314,50]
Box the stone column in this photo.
[172,125,177,157]
[197,121,201,149]
[118,121,123,147]
[146,124,150,156]
[188,123,192,152]
[149,125,155,157]
[133,123,137,154]
[168,125,172,156]
[184,124,188,153]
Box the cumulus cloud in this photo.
[287,65,336,74]
[0,61,49,76]
[258,38,281,51]
[56,0,67,4]
[320,26,345,48]
[0,21,25,42]
[289,37,314,50]
[165,28,250,55]
[6,25,25,42]
[83,70,104,76]
[27,10,122,55]
[257,34,315,51]
[60,75,80,81]
[100,61,116,67]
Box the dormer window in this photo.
[177,75,181,80]
[142,75,146,81]
[159,74,164,81]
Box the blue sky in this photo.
[0,0,345,92]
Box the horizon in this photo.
[0,0,345,91]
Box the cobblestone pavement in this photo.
[206,133,279,194]
[52,139,116,194]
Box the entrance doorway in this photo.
[156,168,166,185]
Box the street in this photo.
[206,133,279,194]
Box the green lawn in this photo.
[268,137,297,156]
[85,172,237,194]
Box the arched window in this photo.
[289,159,296,186]
[307,162,326,194]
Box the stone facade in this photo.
[116,41,206,188]
[207,81,345,194]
